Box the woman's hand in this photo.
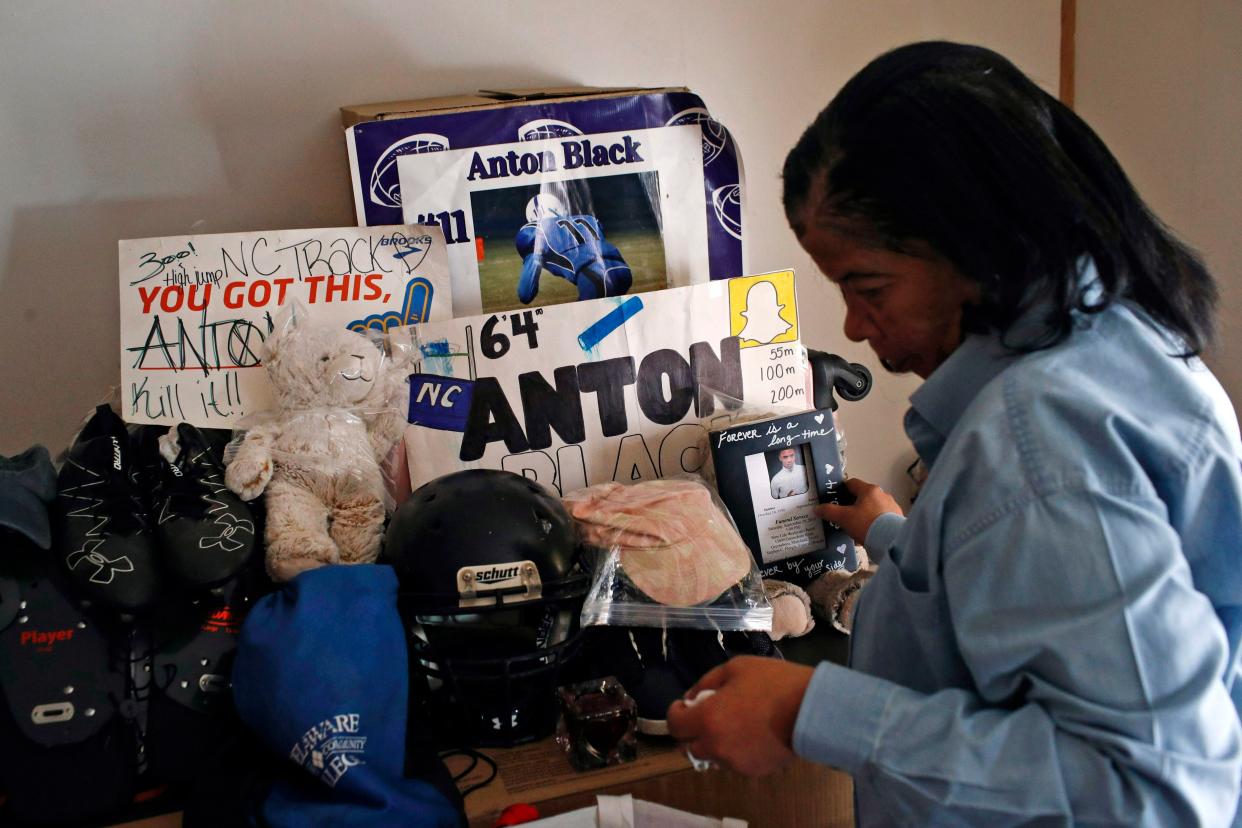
[666,656,815,777]
[815,477,902,544]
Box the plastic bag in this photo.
[564,476,772,631]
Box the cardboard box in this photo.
[341,87,746,306]
[341,86,654,128]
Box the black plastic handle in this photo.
[807,350,873,411]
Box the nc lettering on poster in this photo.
[396,125,710,316]
[118,225,452,428]
[394,271,810,496]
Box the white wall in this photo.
[1075,1,1242,414]
[0,0,1059,498]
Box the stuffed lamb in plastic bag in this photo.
[224,305,408,582]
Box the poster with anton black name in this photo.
[393,270,810,496]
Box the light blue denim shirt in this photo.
[793,282,1242,826]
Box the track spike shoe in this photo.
[144,423,256,590]
[53,405,159,612]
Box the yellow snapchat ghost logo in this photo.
[729,271,798,348]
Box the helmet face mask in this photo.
[384,470,589,747]
[407,600,585,746]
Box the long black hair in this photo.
[783,41,1216,356]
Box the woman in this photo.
[668,41,1242,826]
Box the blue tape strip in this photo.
[577,296,644,351]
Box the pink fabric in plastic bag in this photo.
[564,480,752,607]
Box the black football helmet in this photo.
[383,469,590,747]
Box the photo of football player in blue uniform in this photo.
[470,173,665,313]
[515,193,633,304]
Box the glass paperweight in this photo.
[555,676,638,771]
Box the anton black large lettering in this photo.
[458,337,742,459]
[459,378,529,461]
[636,349,694,425]
[519,366,585,450]
[577,357,635,437]
[690,336,744,417]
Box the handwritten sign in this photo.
[118,224,452,428]
[392,270,808,496]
